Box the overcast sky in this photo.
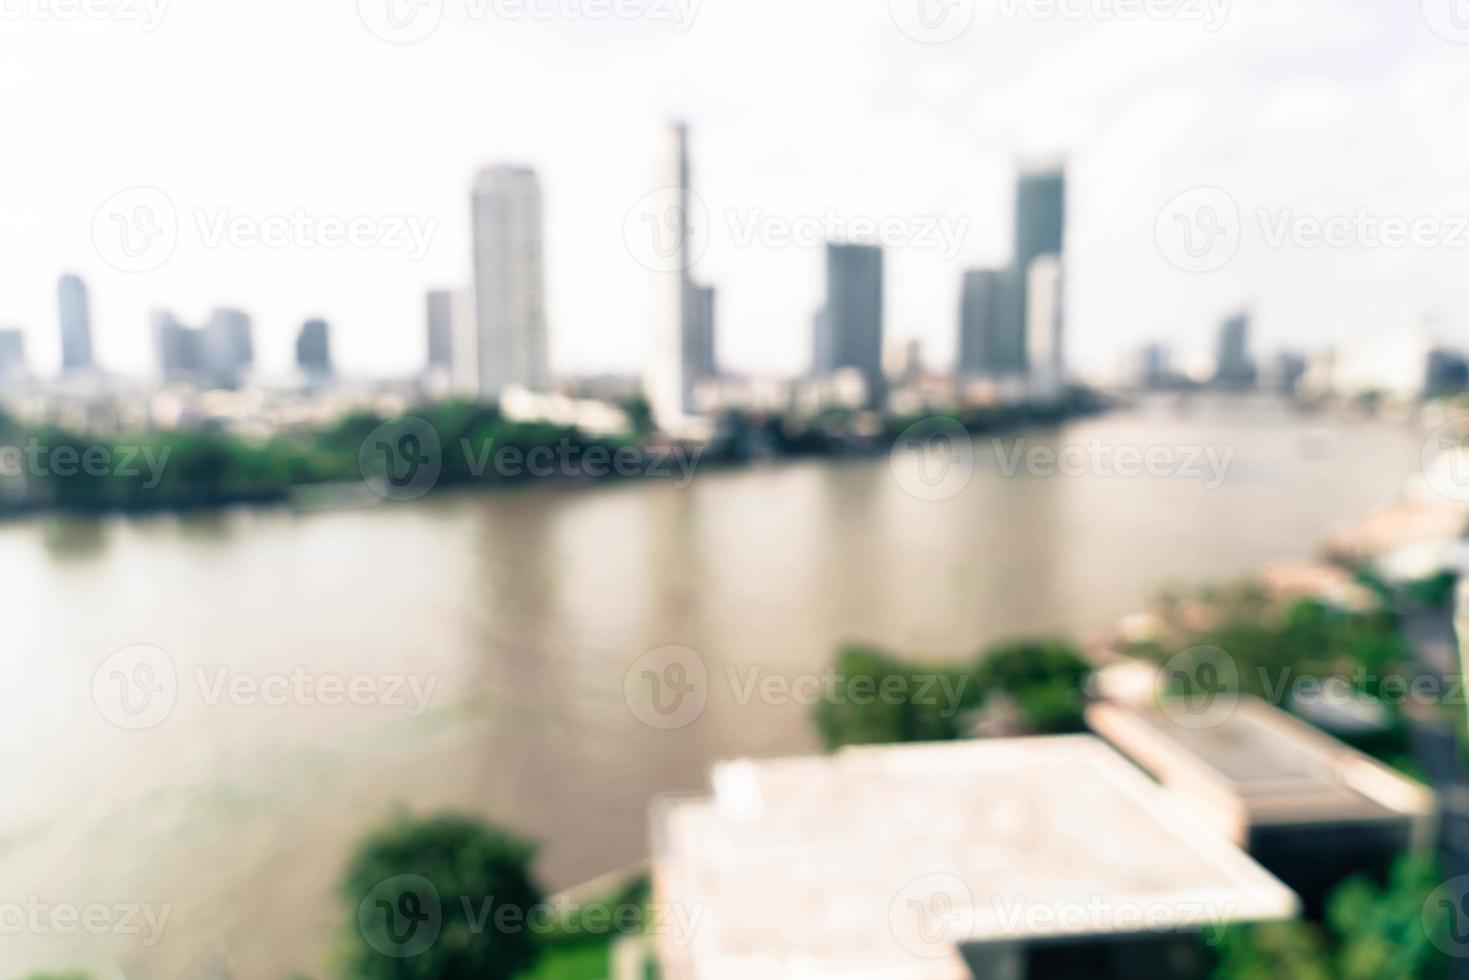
[3,0,1469,381]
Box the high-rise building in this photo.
[204,307,254,388]
[153,310,203,382]
[0,330,27,383]
[296,319,332,381]
[1009,165,1066,373]
[471,165,549,398]
[1026,254,1064,398]
[689,284,718,381]
[818,242,885,408]
[426,289,456,374]
[57,273,94,374]
[645,121,702,429]
[1214,312,1256,389]
[957,268,1010,376]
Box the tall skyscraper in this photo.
[471,165,549,398]
[689,284,718,381]
[645,121,704,429]
[1214,312,1256,389]
[153,310,202,382]
[204,307,254,388]
[57,273,93,373]
[819,242,885,408]
[1026,255,1064,398]
[426,289,455,374]
[1009,165,1066,373]
[958,268,1009,376]
[296,319,332,381]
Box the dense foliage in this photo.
[809,638,1090,750]
[337,812,546,980]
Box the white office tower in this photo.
[471,165,550,399]
[645,120,704,433]
[1026,254,1063,400]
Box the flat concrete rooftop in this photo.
[653,735,1297,979]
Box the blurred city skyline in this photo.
[3,0,1468,382]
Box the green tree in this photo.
[973,640,1091,733]
[338,812,545,980]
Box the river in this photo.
[0,396,1432,978]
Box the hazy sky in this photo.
[3,0,1469,381]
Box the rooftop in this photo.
[1087,697,1435,833]
[652,735,1297,979]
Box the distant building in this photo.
[57,273,94,374]
[472,164,549,398]
[153,310,203,382]
[1213,312,1256,389]
[688,283,718,382]
[645,121,720,432]
[653,737,1297,978]
[1129,342,1173,389]
[203,308,254,388]
[817,242,885,408]
[0,330,26,383]
[957,268,1009,376]
[1011,164,1066,373]
[1025,254,1064,398]
[296,319,332,381]
[426,289,456,375]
